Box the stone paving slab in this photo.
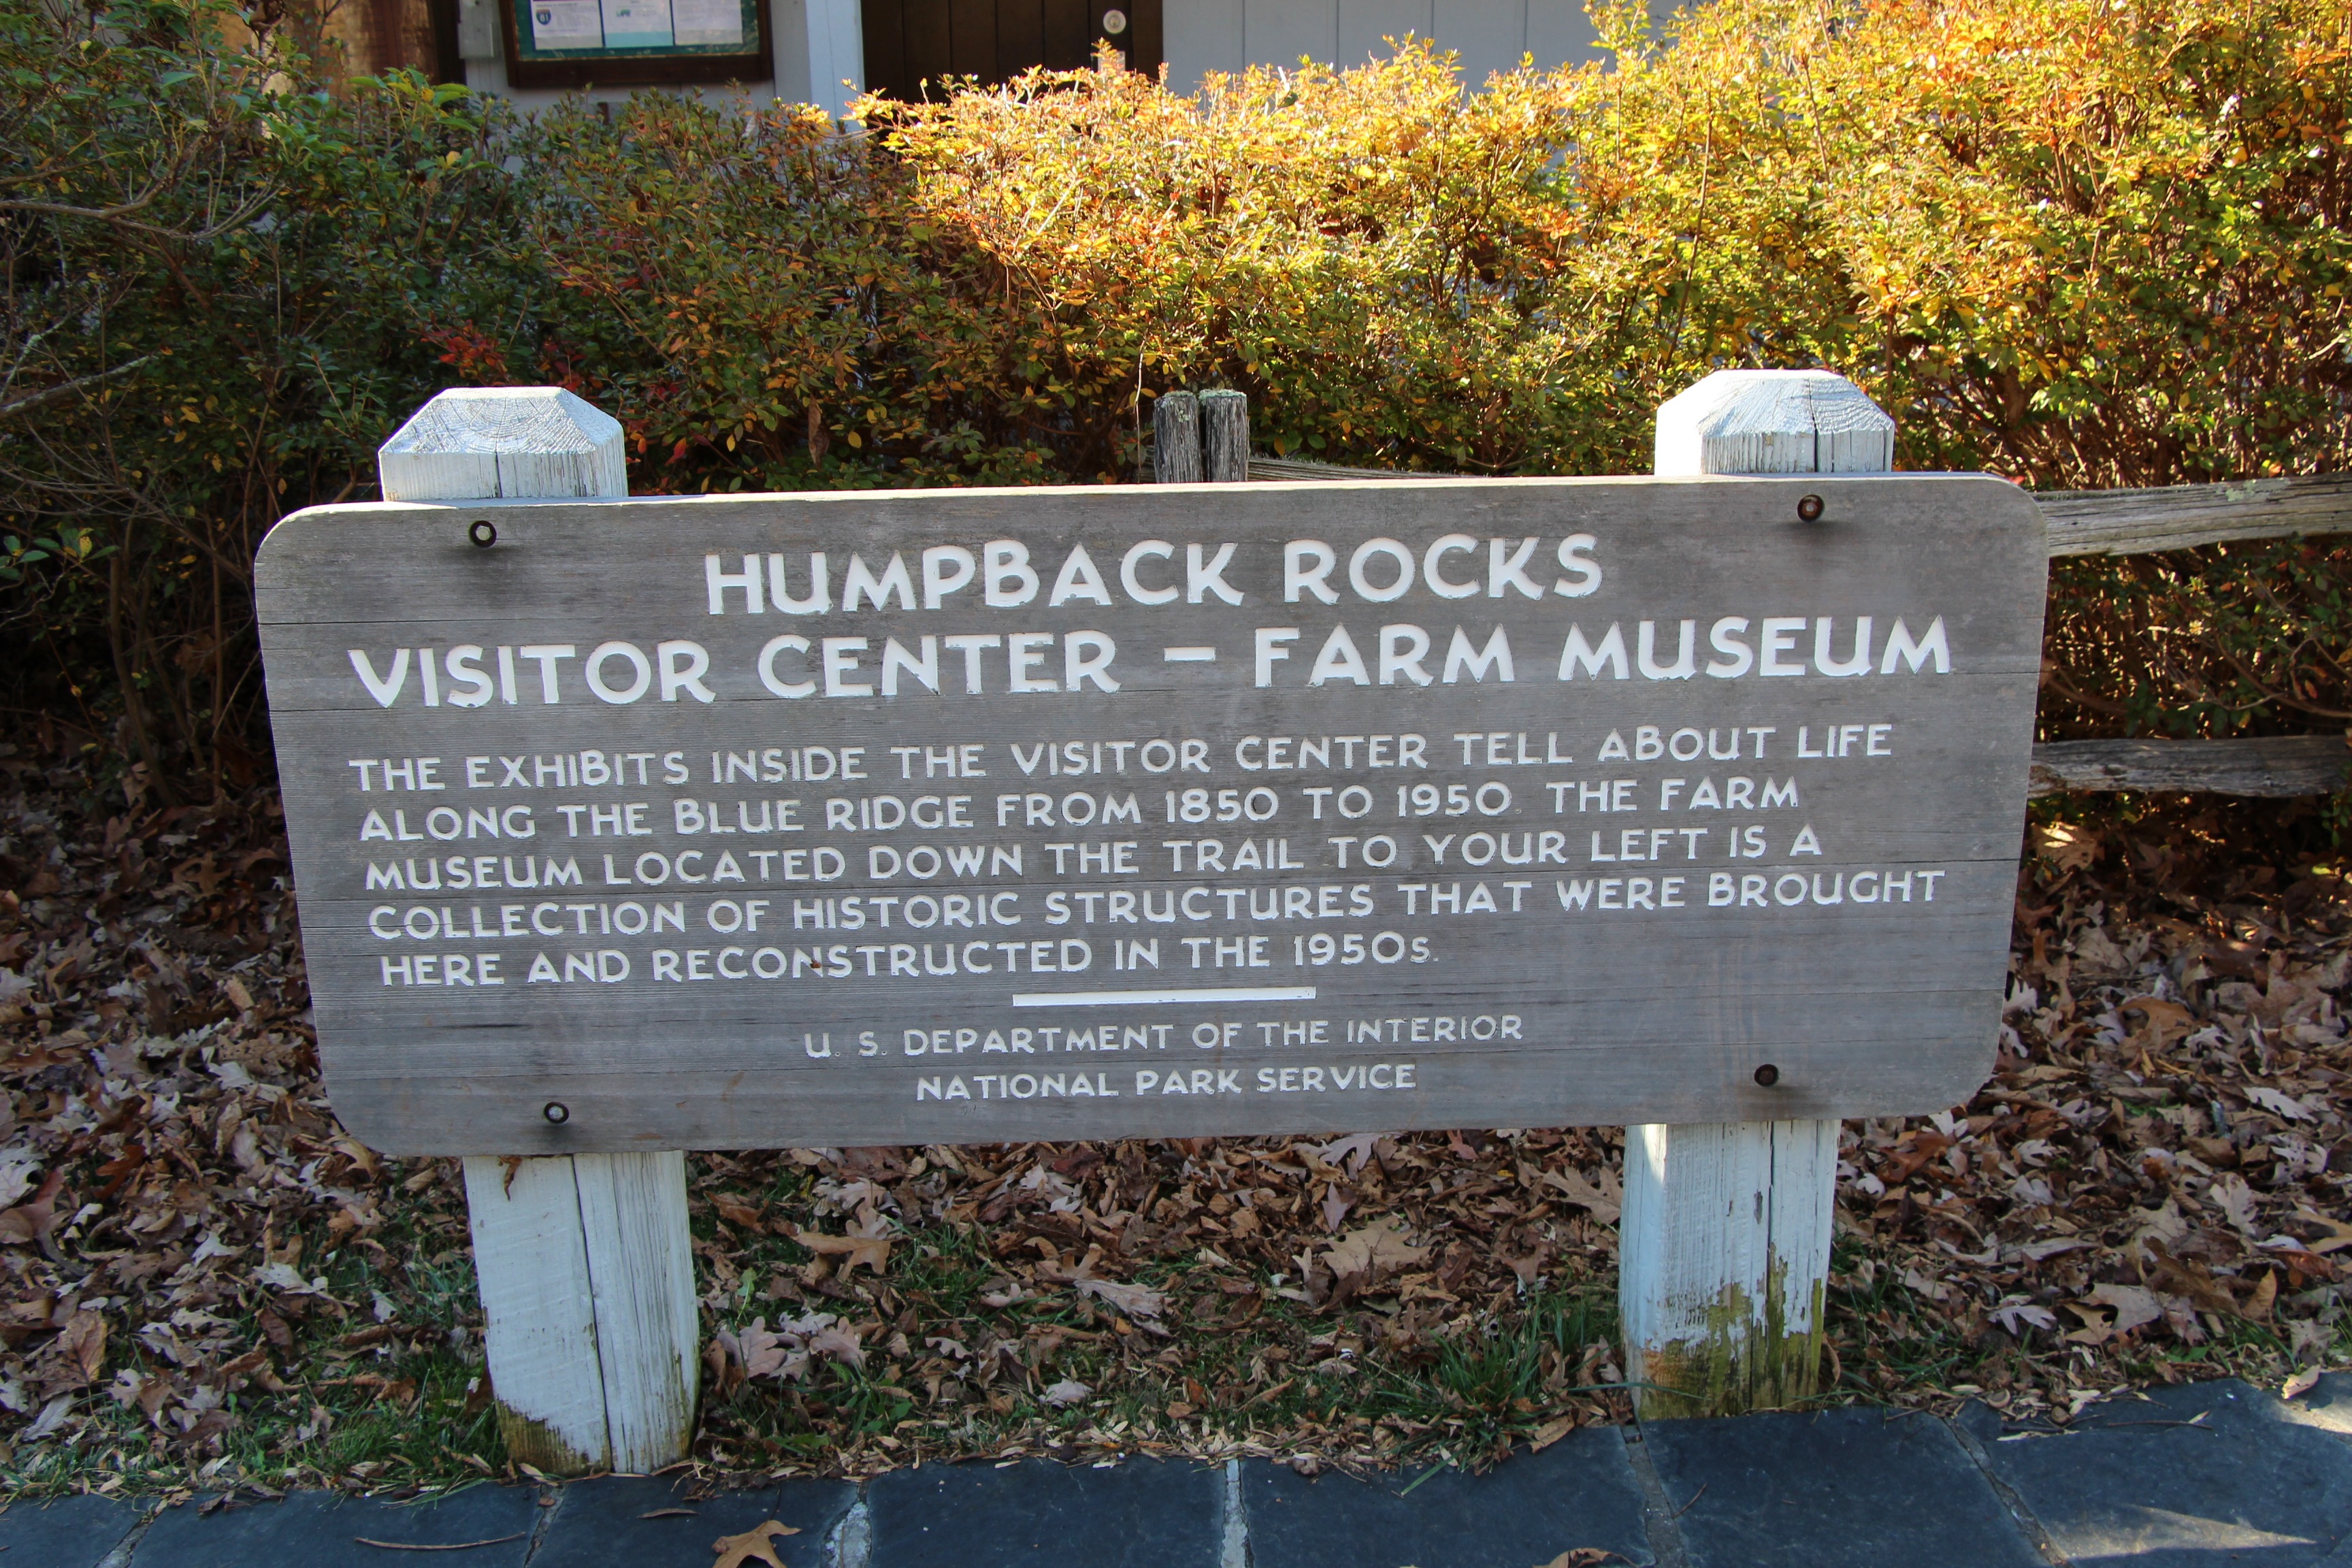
[0,1492,144,1568]
[2271,1369,2352,1437]
[865,1458,1222,1568]
[1959,1376,2352,1568]
[24,1376,2352,1568]
[1241,1429,1653,1568]
[531,1473,855,1568]
[1641,1407,2044,1568]
[129,1482,540,1568]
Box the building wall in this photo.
[451,0,1606,118]
[450,0,863,116]
[1164,0,1607,93]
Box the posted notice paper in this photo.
[599,0,674,47]
[670,0,744,45]
[528,0,603,47]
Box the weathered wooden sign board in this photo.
[256,475,2045,1154]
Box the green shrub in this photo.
[0,0,508,796]
[476,93,1141,492]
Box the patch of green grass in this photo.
[0,1179,506,1500]
[698,1247,1621,1477]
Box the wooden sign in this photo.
[256,476,2044,1155]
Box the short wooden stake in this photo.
[1200,389,1250,483]
[378,387,700,1474]
[1154,391,1203,483]
[1622,368,1895,1418]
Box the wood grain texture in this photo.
[2029,734,2349,798]
[902,0,954,86]
[378,388,625,504]
[257,472,2043,1154]
[1619,1120,1838,1417]
[860,0,908,97]
[947,0,998,78]
[460,1154,608,1471]
[1245,456,1414,482]
[1654,369,1895,478]
[2040,473,2352,557]
[400,389,694,1479]
[1622,370,1881,1421]
[574,1152,700,1473]
[1249,460,2352,561]
[1041,0,1090,67]
[1154,392,1203,483]
[1200,390,1250,483]
[994,0,1043,77]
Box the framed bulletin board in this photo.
[502,0,772,88]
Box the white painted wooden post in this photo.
[378,387,701,1474]
[1620,368,1895,1419]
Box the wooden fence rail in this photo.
[2028,736,2349,798]
[2039,474,2352,556]
[1247,458,2352,559]
[1223,450,2352,801]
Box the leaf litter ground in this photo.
[0,738,2347,1505]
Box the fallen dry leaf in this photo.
[1319,1186,1354,1232]
[0,1168,65,1247]
[2034,819,2100,873]
[57,1309,106,1386]
[791,1225,890,1276]
[804,1324,866,1370]
[710,1519,799,1568]
[2086,1284,2163,1335]
[2283,1366,2323,1401]
[2246,1086,2316,1122]
[736,1320,789,1380]
[1074,1276,1165,1320]
[1540,1168,1622,1226]
[1313,1132,1384,1175]
[713,1196,765,1230]
[1325,1214,1426,1279]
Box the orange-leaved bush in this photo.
[869,1,2348,487]
[867,2,2351,742]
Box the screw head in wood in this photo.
[469,519,498,548]
[1796,494,1825,523]
[1753,1064,1780,1087]
[542,1100,570,1124]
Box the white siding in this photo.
[1525,0,1607,69]
[1169,0,1250,77]
[1168,0,1607,94]
[1335,0,1431,71]
[462,0,1611,116]
[1433,0,1525,84]
[803,0,866,117]
[1245,0,1339,73]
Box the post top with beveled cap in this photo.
[378,386,627,502]
[1654,368,1894,478]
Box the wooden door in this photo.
[861,0,1159,99]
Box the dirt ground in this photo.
[1,736,2346,1499]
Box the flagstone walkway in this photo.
[14,1375,2349,1568]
